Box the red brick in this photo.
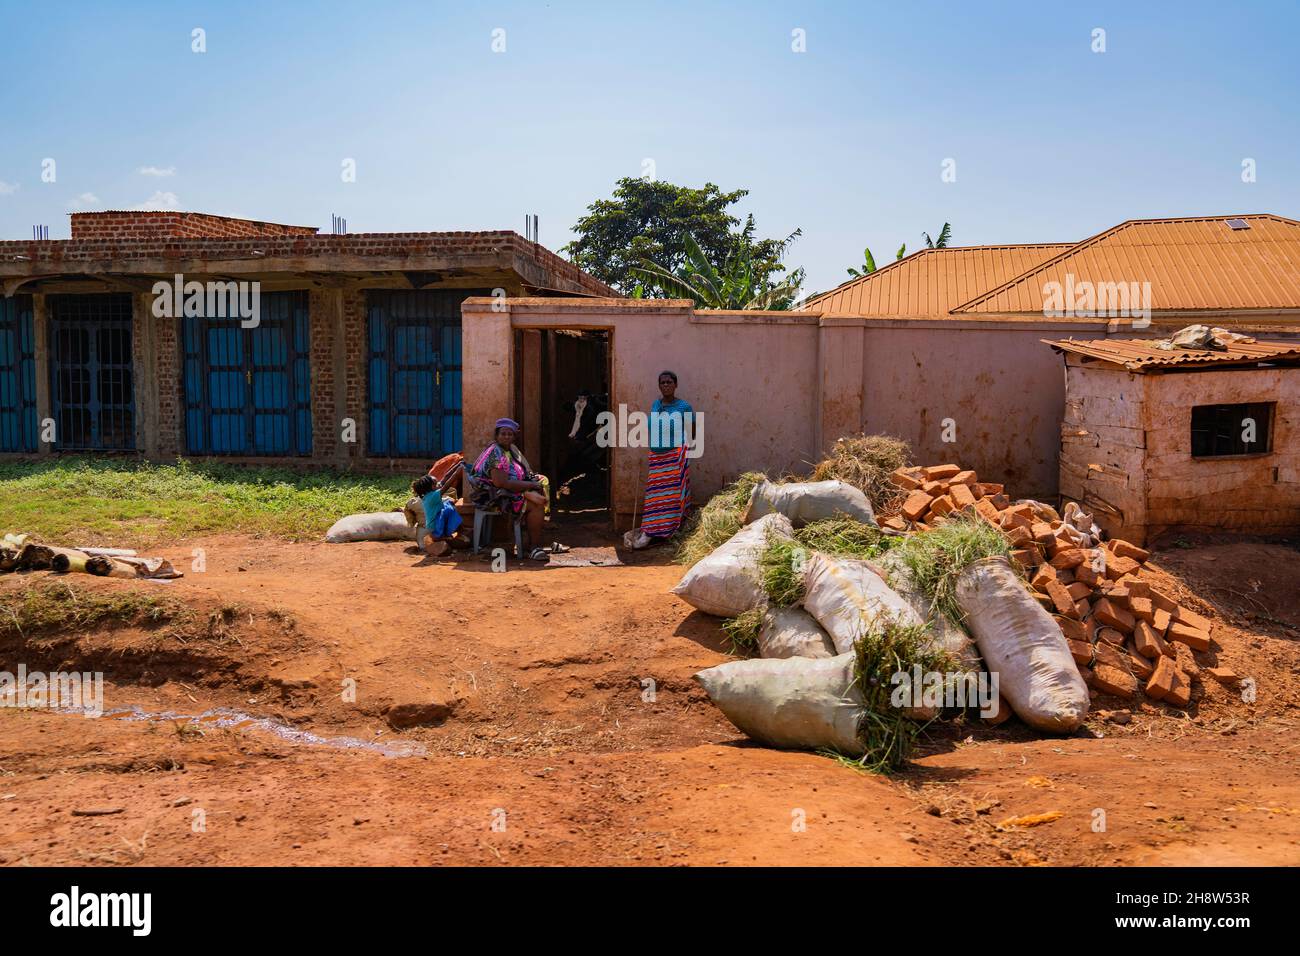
[1132,620,1169,660]
[902,490,933,521]
[1092,664,1138,698]
[1166,620,1211,652]
[1050,548,1086,569]
[1095,626,1126,646]
[1145,656,1176,700]
[950,469,978,486]
[890,468,922,490]
[1092,597,1135,634]
[1165,668,1192,708]
[1045,580,1079,619]
[1055,615,1088,643]
[1066,638,1094,666]
[949,483,976,510]
[923,464,961,480]
[1108,538,1150,563]
[1128,596,1154,623]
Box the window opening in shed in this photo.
[1191,402,1274,458]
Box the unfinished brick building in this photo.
[0,211,613,465]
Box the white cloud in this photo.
[66,192,100,210]
[137,165,176,177]
[135,190,183,211]
[0,180,18,196]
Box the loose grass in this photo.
[811,433,911,514]
[793,517,894,560]
[892,515,1012,626]
[721,605,765,655]
[0,457,411,547]
[675,471,766,566]
[758,535,805,607]
[848,612,954,774]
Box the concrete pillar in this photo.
[817,316,866,453]
[460,301,513,460]
[131,292,161,458]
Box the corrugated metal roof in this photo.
[955,215,1300,314]
[1044,336,1300,371]
[803,243,1073,316]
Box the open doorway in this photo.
[512,328,611,518]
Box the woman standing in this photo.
[640,370,694,540]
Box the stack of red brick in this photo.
[883,464,1233,710]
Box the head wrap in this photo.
[494,417,520,433]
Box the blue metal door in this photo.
[48,293,135,451]
[367,290,471,457]
[0,295,37,452]
[183,290,312,455]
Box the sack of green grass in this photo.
[873,550,979,668]
[694,654,865,754]
[801,553,921,656]
[743,479,875,528]
[757,606,836,659]
[671,513,794,617]
[955,556,1089,733]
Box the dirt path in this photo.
[1,535,1297,866]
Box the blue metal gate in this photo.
[367,290,470,457]
[0,295,37,452]
[48,293,135,451]
[183,290,312,456]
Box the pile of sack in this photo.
[883,464,1218,708]
[673,478,1091,757]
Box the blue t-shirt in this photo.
[650,397,694,454]
[421,491,463,537]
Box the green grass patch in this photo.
[675,471,766,566]
[0,579,187,639]
[848,612,954,774]
[0,457,411,547]
[793,517,894,560]
[892,515,1012,626]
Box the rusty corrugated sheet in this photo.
[1043,337,1300,371]
[804,243,1073,316]
[956,215,1300,314]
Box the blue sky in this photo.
[1,0,1297,294]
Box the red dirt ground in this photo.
[1,531,1297,866]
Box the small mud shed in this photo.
[1047,336,1300,545]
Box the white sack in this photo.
[743,479,875,528]
[325,511,417,543]
[874,551,979,668]
[955,556,1089,733]
[670,513,794,617]
[757,605,836,660]
[695,653,863,755]
[802,553,923,656]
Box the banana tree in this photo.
[632,230,805,310]
[847,242,907,278]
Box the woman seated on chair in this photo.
[469,417,551,558]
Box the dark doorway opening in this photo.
[512,328,611,515]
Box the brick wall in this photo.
[69,211,318,241]
[6,231,616,297]
[308,288,368,462]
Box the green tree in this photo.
[923,222,952,249]
[631,228,805,310]
[847,243,907,278]
[563,177,802,297]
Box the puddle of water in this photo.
[57,704,426,758]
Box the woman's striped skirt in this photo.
[641,446,692,539]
